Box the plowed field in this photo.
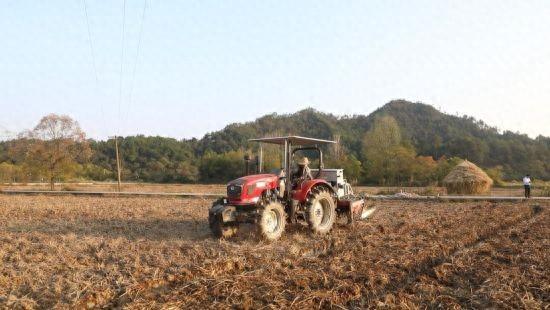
[0,195,548,308]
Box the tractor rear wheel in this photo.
[257,201,286,241]
[305,189,336,234]
[209,207,238,238]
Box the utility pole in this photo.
[109,136,122,192]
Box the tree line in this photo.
[1,101,549,187]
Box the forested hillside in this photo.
[1,100,549,184]
[194,100,550,181]
[368,101,550,180]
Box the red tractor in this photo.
[208,136,373,241]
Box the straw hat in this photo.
[297,157,310,166]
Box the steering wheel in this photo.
[314,165,322,179]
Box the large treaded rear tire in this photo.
[257,201,286,241]
[305,188,336,234]
[209,206,238,238]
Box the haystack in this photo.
[443,160,493,194]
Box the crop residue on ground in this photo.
[0,195,548,308]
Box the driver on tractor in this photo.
[292,157,313,186]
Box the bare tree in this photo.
[25,114,91,190]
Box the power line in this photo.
[82,0,107,135]
[118,0,127,134]
[124,0,148,126]
[82,0,99,85]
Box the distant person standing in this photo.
[523,174,531,198]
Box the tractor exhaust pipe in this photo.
[244,154,251,175]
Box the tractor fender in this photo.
[292,179,334,202]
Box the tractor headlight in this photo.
[246,184,256,195]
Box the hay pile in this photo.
[443,160,493,194]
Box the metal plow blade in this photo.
[360,207,377,220]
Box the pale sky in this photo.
[1,0,549,140]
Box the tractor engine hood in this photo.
[226,174,278,205]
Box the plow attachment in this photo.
[337,197,377,224]
[360,206,377,219]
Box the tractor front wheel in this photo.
[209,206,238,238]
[305,189,336,234]
[257,201,286,241]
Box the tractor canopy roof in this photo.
[249,135,336,146]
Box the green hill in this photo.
[195,100,550,180]
[1,100,549,183]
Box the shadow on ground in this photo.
[5,218,211,242]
